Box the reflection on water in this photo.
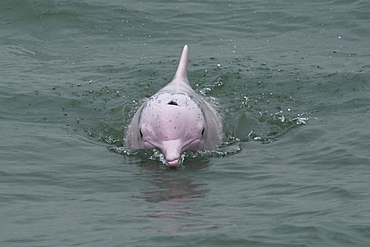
[136,161,217,234]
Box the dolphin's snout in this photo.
[162,140,182,167]
[164,151,181,166]
[166,158,179,167]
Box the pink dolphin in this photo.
[125,45,222,166]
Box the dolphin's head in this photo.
[138,93,205,166]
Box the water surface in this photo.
[1,0,370,246]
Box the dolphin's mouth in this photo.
[167,158,179,167]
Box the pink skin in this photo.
[125,45,223,167]
[139,93,205,166]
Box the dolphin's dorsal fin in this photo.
[172,45,189,84]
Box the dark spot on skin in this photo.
[168,100,178,106]
[202,128,205,136]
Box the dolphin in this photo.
[125,45,222,166]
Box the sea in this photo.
[1,0,370,246]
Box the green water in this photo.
[1,0,370,246]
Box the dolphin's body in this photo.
[125,45,222,166]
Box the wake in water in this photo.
[107,110,309,167]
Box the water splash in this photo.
[109,141,241,167]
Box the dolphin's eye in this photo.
[201,128,205,136]
[139,129,143,138]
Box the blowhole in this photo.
[168,100,178,106]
